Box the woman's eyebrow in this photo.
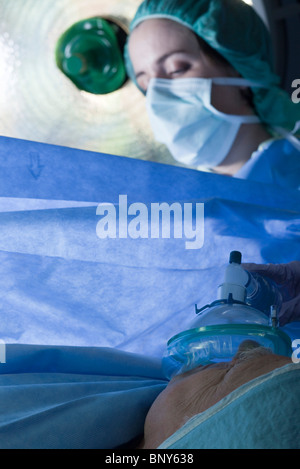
[135,70,146,81]
[135,49,187,80]
[157,49,187,64]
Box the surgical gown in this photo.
[235,138,300,190]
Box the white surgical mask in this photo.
[146,77,263,169]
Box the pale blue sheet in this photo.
[0,344,167,449]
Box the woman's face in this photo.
[128,18,253,116]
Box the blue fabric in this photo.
[235,139,300,190]
[0,135,300,449]
[0,136,300,356]
[282,322,300,342]
[159,363,300,449]
[0,345,167,449]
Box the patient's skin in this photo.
[138,351,292,449]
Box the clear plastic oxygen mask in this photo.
[162,251,292,379]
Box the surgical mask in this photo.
[146,77,263,169]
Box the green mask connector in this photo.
[55,17,128,94]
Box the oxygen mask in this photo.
[162,251,292,379]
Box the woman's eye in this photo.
[169,65,191,76]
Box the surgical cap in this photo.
[124,0,300,133]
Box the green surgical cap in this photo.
[124,0,300,133]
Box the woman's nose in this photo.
[151,69,168,80]
[144,69,168,91]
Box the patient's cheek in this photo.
[142,364,230,448]
[141,384,188,449]
[142,355,292,449]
